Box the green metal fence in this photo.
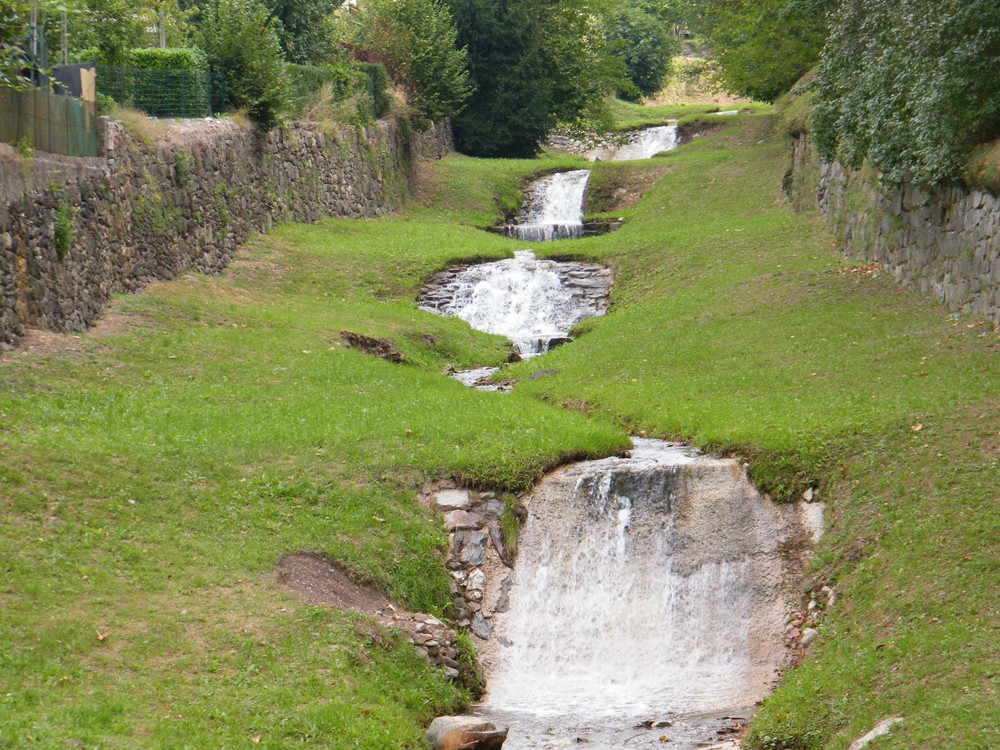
[0,87,99,158]
[96,66,224,118]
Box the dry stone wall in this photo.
[785,134,1000,324]
[0,117,452,349]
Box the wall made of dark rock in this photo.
[785,135,999,325]
[0,117,452,349]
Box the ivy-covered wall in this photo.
[786,135,1000,325]
[0,117,452,349]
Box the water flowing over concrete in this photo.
[503,170,591,242]
[589,125,679,162]
[478,439,817,748]
[418,251,611,358]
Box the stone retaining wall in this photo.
[785,135,1000,324]
[0,117,452,349]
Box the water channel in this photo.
[418,133,816,748]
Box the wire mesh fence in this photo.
[95,66,225,118]
[0,86,99,158]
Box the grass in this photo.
[2,109,998,749]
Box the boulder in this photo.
[427,716,508,750]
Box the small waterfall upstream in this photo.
[476,439,818,749]
[418,251,611,359]
[588,125,679,162]
[503,169,591,242]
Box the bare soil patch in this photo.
[278,552,392,615]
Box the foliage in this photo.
[446,0,622,158]
[0,0,29,89]
[352,60,390,119]
[286,61,358,111]
[606,3,679,100]
[812,0,1000,185]
[264,0,339,64]
[351,0,470,127]
[64,0,148,65]
[53,199,75,259]
[198,0,289,129]
[693,0,828,102]
[128,46,208,71]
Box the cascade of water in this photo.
[504,169,591,242]
[481,439,798,747]
[589,125,679,162]
[418,251,611,358]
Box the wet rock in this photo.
[470,611,493,639]
[495,573,515,614]
[486,522,513,568]
[427,717,508,750]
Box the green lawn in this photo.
[1,110,997,749]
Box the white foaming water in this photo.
[421,250,608,357]
[589,125,679,161]
[505,169,591,242]
[483,439,787,738]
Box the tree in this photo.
[446,0,622,158]
[351,0,471,126]
[606,3,679,100]
[265,0,339,64]
[693,0,828,102]
[198,0,288,129]
[1,0,29,89]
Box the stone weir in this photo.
[417,251,612,359]
[453,439,824,750]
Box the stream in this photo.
[417,138,817,749]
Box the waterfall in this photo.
[504,169,591,242]
[418,251,611,358]
[480,439,804,747]
[589,125,679,162]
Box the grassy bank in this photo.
[2,110,997,749]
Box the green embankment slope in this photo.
[1,111,996,748]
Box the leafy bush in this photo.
[812,0,1000,185]
[351,0,470,127]
[198,0,289,129]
